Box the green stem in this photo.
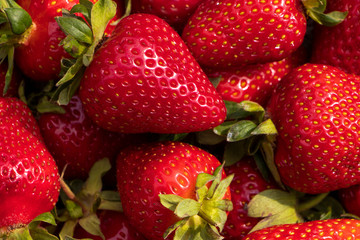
[296,192,329,213]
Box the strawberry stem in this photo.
[59,178,89,216]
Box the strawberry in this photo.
[0,97,60,235]
[339,184,360,217]
[37,95,132,180]
[181,0,307,69]
[74,210,146,240]
[13,0,78,82]
[267,63,360,194]
[222,158,276,239]
[243,218,360,239]
[311,0,360,75]
[79,13,226,134]
[116,141,233,240]
[131,0,204,31]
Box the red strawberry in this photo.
[339,184,360,217]
[223,158,276,240]
[131,0,203,31]
[37,95,132,180]
[267,63,360,194]
[116,141,232,240]
[0,97,60,234]
[79,13,226,134]
[243,218,360,239]
[311,1,360,75]
[14,0,78,82]
[215,57,293,107]
[182,0,307,69]
[74,210,146,240]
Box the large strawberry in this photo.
[181,0,307,69]
[37,94,132,180]
[243,218,360,239]
[116,141,233,240]
[131,0,203,31]
[267,63,360,194]
[222,158,276,239]
[311,0,360,75]
[79,13,226,134]
[0,97,60,237]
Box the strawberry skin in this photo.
[79,13,226,134]
[182,0,307,69]
[223,158,276,240]
[311,1,360,75]
[38,95,131,180]
[116,141,230,240]
[131,0,203,31]
[0,97,60,229]
[243,218,360,239]
[267,63,360,194]
[14,0,78,82]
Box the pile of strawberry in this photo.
[1,0,360,239]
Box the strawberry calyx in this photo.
[57,158,122,240]
[52,0,117,105]
[301,0,348,26]
[0,212,58,240]
[159,163,234,239]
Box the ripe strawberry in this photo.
[339,184,360,217]
[74,210,146,240]
[116,141,232,240]
[267,63,360,194]
[222,158,276,240]
[311,0,360,75]
[79,13,226,134]
[0,97,60,233]
[131,0,203,31]
[243,218,360,239]
[14,0,78,82]
[182,0,307,69]
[37,95,131,180]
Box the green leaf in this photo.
[225,100,265,121]
[159,194,184,212]
[163,218,188,239]
[36,97,66,114]
[249,207,303,233]
[213,120,237,136]
[78,213,104,239]
[3,46,14,96]
[60,35,88,58]
[70,3,91,23]
[65,200,84,219]
[59,220,78,240]
[31,212,57,226]
[29,227,59,240]
[227,120,257,142]
[247,189,297,218]
[7,227,32,240]
[251,119,278,136]
[56,16,93,44]
[4,7,32,35]
[211,174,234,201]
[175,199,201,218]
[82,158,111,196]
[199,202,228,231]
